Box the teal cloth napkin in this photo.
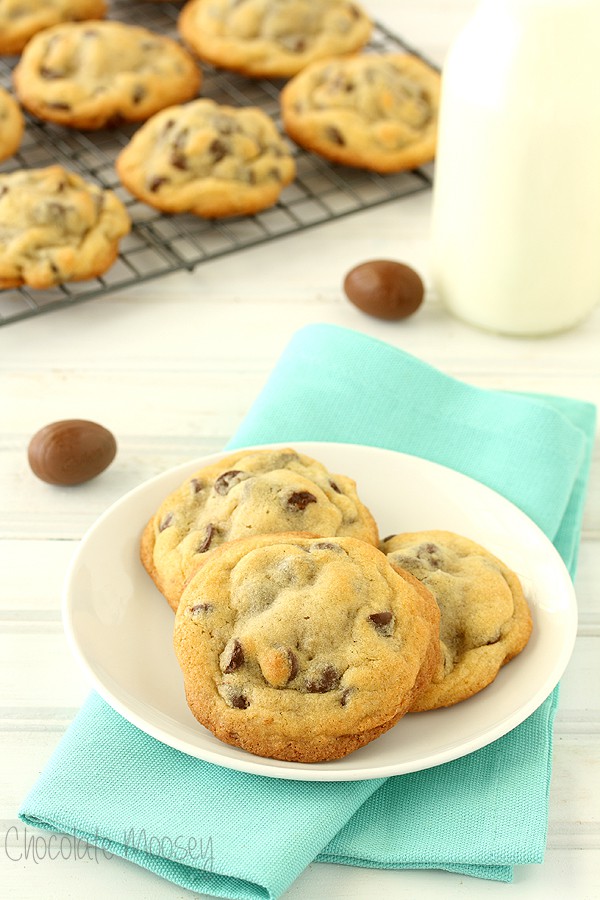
[20,324,596,897]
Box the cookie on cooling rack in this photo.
[12,21,201,130]
[381,530,533,710]
[281,53,441,172]
[0,86,24,162]
[0,165,131,289]
[178,0,372,80]
[173,532,440,762]
[141,446,379,611]
[0,0,106,56]
[116,98,296,218]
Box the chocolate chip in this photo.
[398,542,445,570]
[221,639,244,673]
[170,151,188,170]
[341,688,352,706]
[40,67,63,79]
[306,665,340,693]
[330,480,342,493]
[210,138,228,161]
[218,682,250,708]
[190,477,204,494]
[231,693,250,709]
[46,102,71,111]
[197,523,215,554]
[369,611,394,634]
[325,125,345,146]
[190,602,213,615]
[0,186,8,198]
[287,649,299,681]
[391,541,445,575]
[286,491,317,511]
[214,469,250,495]
[148,176,169,192]
[418,542,443,568]
[309,541,343,553]
[45,201,67,223]
[132,85,146,104]
[158,512,173,532]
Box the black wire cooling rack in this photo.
[0,1,434,327]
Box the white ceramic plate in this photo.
[63,441,577,782]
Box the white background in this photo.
[1,1,598,898]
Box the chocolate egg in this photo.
[28,419,117,486]
[343,259,424,320]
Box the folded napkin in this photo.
[20,324,596,897]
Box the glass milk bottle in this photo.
[430,0,600,336]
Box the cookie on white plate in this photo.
[174,532,440,762]
[141,446,379,610]
[381,530,533,710]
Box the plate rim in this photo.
[62,440,577,782]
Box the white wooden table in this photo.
[1,2,599,897]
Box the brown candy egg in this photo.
[343,259,424,320]
[28,419,117,486]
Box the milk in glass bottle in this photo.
[430,0,600,336]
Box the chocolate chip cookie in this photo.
[0,165,130,289]
[381,530,533,710]
[174,532,441,762]
[0,86,24,162]
[0,0,106,56]
[116,98,295,218]
[12,21,201,130]
[281,53,441,172]
[141,446,379,611]
[178,0,372,80]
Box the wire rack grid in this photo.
[0,1,434,327]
